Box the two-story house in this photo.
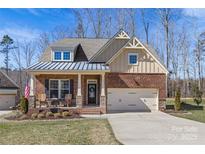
[27,30,168,114]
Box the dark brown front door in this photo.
[88,83,97,104]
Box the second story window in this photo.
[54,52,62,60]
[53,51,71,61]
[63,52,70,60]
[128,53,138,65]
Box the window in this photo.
[61,80,70,98]
[53,51,71,61]
[63,52,70,60]
[54,52,62,60]
[50,80,59,98]
[128,53,138,65]
[49,80,70,99]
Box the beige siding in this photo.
[110,48,166,73]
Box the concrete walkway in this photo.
[0,110,11,116]
[107,112,205,145]
[0,110,12,122]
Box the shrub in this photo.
[31,113,38,119]
[37,113,45,119]
[15,111,23,118]
[192,84,203,106]
[18,114,28,120]
[54,113,62,118]
[19,97,29,114]
[175,88,181,111]
[62,111,72,117]
[46,112,54,118]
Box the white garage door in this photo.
[107,88,158,112]
[0,95,16,110]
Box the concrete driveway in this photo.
[107,112,205,144]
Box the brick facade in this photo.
[35,74,78,102]
[105,73,167,110]
[35,74,102,105]
[34,73,166,112]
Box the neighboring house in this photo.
[0,70,19,110]
[27,30,168,114]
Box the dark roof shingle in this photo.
[0,70,19,89]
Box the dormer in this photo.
[51,47,74,62]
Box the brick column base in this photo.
[159,100,166,111]
[76,96,83,108]
[100,96,106,114]
[28,96,35,108]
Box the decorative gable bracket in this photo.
[115,30,130,39]
[125,37,144,49]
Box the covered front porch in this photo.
[29,72,107,113]
[27,62,109,114]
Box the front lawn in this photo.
[0,119,120,145]
[166,98,205,123]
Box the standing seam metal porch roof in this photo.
[27,61,110,71]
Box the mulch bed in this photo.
[4,108,82,121]
[164,110,192,115]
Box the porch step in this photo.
[81,107,101,114]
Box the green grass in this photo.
[0,119,120,145]
[166,98,205,123]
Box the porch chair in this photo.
[39,93,48,108]
[65,94,72,107]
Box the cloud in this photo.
[0,27,41,42]
[182,8,205,18]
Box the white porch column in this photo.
[29,74,35,96]
[77,73,82,96]
[100,73,105,96]
[29,74,36,108]
[100,73,106,113]
[76,73,82,108]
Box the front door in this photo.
[88,83,97,104]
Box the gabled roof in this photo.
[35,30,168,74]
[89,30,130,63]
[106,36,168,74]
[40,38,109,61]
[0,70,19,89]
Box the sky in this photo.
[0,8,205,69]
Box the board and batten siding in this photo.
[109,48,166,73]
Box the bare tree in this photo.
[12,41,23,95]
[73,9,87,38]
[37,32,50,58]
[158,8,174,70]
[116,9,127,31]
[158,9,175,97]
[50,25,72,41]
[180,28,191,97]
[22,41,36,82]
[127,9,136,36]
[193,32,205,91]
[141,9,150,44]
[104,15,112,38]
[85,8,104,38]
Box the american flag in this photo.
[24,84,30,99]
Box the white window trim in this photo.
[49,79,70,99]
[128,53,138,65]
[52,51,72,62]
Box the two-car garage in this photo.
[107,88,158,112]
